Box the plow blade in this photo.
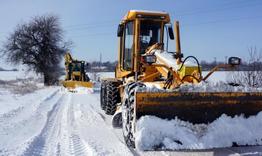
[62,81,93,89]
[135,92,262,124]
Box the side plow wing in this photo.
[135,92,262,124]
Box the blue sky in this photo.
[0,0,262,68]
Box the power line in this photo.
[64,19,119,29]
[176,0,248,15]
[182,15,262,27]
[61,5,262,36]
[66,14,262,39]
[61,0,261,31]
[175,0,262,17]
[62,1,262,33]
[65,24,116,32]
[68,32,114,38]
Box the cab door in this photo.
[116,21,135,78]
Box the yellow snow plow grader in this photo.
[100,10,262,148]
[62,52,93,89]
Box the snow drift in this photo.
[140,81,262,92]
[135,112,262,150]
[63,87,94,94]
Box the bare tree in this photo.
[229,47,262,87]
[1,15,70,85]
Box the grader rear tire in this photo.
[100,81,107,110]
[105,81,121,115]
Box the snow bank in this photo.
[67,87,94,94]
[135,113,262,150]
[140,81,262,92]
[0,70,40,81]
[179,81,262,92]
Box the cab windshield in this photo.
[139,21,161,54]
[72,62,81,72]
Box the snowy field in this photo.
[0,71,262,156]
[0,70,39,81]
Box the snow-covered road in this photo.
[0,88,134,156]
[0,87,262,156]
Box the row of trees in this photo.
[201,60,262,71]
[201,47,262,87]
[86,60,262,72]
[85,61,117,72]
[230,47,262,87]
[0,67,18,71]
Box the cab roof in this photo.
[121,10,170,24]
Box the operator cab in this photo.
[116,10,174,75]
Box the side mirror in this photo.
[117,24,124,37]
[167,25,174,40]
[228,57,241,66]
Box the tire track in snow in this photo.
[0,88,62,156]
[69,134,88,156]
[23,91,92,156]
[22,94,66,156]
[21,91,76,156]
[67,95,90,156]
[71,99,109,156]
[0,88,59,123]
[86,93,140,156]
[69,93,134,156]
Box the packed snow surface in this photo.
[0,87,61,155]
[136,113,262,150]
[0,71,132,156]
[0,87,133,156]
[65,87,94,94]
[1,71,262,155]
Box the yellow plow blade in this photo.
[62,81,93,89]
[135,92,262,124]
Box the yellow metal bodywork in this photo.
[62,81,93,89]
[178,65,201,82]
[136,92,262,123]
[122,10,170,24]
[111,10,262,124]
[178,66,197,78]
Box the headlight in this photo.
[228,57,241,66]
[141,55,157,64]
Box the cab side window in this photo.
[123,22,133,70]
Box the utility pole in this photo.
[99,53,102,72]
[214,57,217,65]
